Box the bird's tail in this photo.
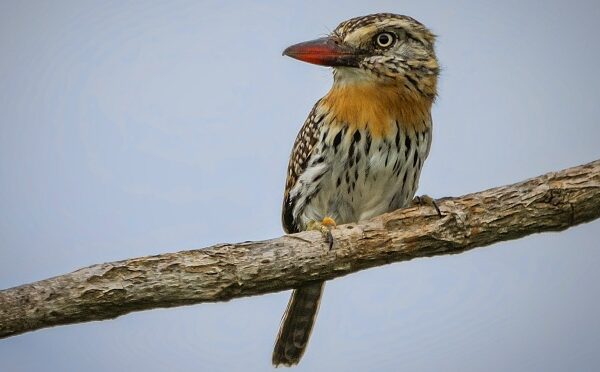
[272,281,324,367]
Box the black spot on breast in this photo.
[348,130,361,159]
[405,135,411,158]
[313,172,324,183]
[333,131,342,152]
[393,157,400,172]
[412,133,420,167]
[365,133,372,154]
[395,121,401,148]
[337,177,341,187]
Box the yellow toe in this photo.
[321,216,336,228]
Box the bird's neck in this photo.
[321,82,433,138]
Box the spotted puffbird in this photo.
[274,13,439,366]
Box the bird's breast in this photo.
[288,85,433,229]
[291,113,431,227]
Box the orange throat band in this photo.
[321,83,432,137]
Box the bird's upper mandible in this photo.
[283,13,439,100]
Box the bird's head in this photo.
[284,13,439,100]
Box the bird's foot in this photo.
[412,194,443,217]
[306,216,337,250]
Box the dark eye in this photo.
[374,32,396,48]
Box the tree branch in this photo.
[1,160,599,339]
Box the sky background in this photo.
[1,1,599,371]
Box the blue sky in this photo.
[1,1,599,371]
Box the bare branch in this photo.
[1,160,599,339]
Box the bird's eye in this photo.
[374,32,396,48]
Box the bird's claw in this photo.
[325,230,334,250]
[412,194,442,217]
[307,217,337,250]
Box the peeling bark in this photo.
[1,160,599,339]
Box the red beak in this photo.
[283,37,361,67]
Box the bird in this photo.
[274,13,439,366]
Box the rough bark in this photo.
[1,160,599,339]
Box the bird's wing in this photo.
[282,101,324,234]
